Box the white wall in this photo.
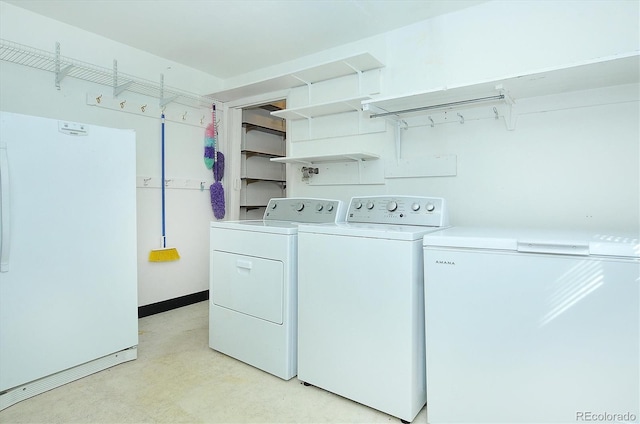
[282,0,640,234]
[0,1,224,306]
[383,0,639,94]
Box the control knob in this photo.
[411,203,420,211]
[354,202,363,210]
[327,204,334,211]
[270,202,278,209]
[296,202,305,212]
[366,201,375,210]
[316,203,323,212]
[426,203,435,212]
[387,201,398,212]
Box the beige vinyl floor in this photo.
[0,301,427,423]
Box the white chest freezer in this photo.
[423,227,639,424]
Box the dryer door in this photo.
[212,251,284,324]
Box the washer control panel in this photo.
[348,195,449,227]
[264,198,346,223]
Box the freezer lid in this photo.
[423,227,521,250]
[423,227,639,258]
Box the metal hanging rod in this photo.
[367,94,506,118]
[0,38,216,109]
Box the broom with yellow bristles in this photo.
[149,113,180,262]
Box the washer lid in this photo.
[210,219,298,235]
[423,227,640,258]
[298,222,447,241]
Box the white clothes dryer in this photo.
[297,195,450,423]
[209,198,346,380]
[423,227,639,424]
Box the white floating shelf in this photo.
[362,53,639,118]
[271,96,370,120]
[270,152,380,165]
[210,53,384,102]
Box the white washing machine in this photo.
[209,197,346,380]
[297,195,449,423]
[423,227,639,424]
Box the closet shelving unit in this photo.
[240,108,287,219]
[0,39,215,109]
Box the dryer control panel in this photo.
[347,195,449,227]
[264,198,346,223]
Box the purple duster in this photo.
[210,151,225,219]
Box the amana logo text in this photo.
[435,260,455,265]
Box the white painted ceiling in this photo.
[6,0,485,79]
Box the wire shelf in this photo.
[0,38,216,109]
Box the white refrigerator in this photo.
[0,111,139,410]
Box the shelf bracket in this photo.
[112,61,133,97]
[363,103,407,161]
[362,103,389,117]
[290,74,311,86]
[340,62,363,94]
[395,119,409,161]
[114,81,133,97]
[160,95,178,108]
[54,42,74,89]
[55,64,73,87]
[498,88,517,130]
[158,73,179,107]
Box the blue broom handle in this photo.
[161,114,166,248]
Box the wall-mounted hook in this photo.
[164,179,172,187]
[200,115,205,125]
[161,106,167,113]
[200,181,206,191]
[457,113,465,124]
[141,104,147,113]
[182,111,187,121]
[143,177,151,187]
[429,116,435,127]
[493,106,499,120]
[120,100,126,109]
[96,94,102,104]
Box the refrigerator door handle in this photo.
[0,145,10,272]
